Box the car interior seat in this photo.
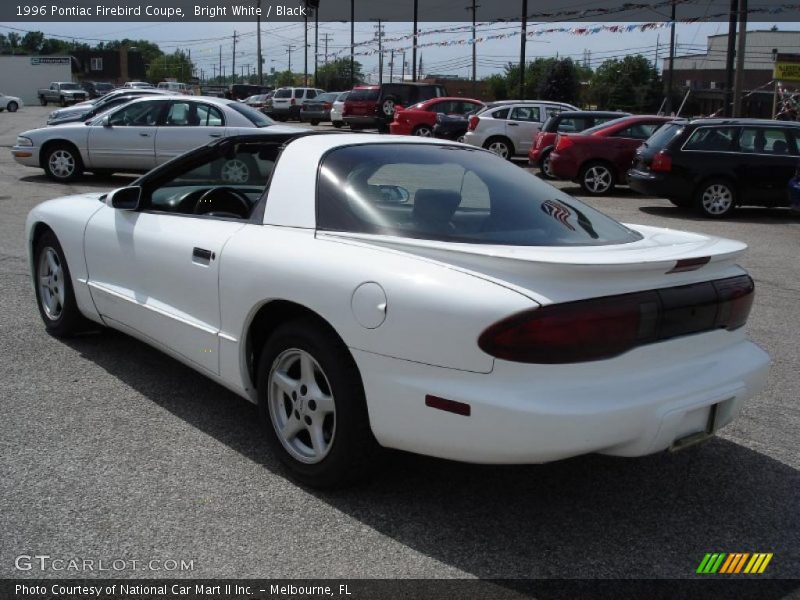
[412,189,461,234]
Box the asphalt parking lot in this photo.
[0,106,798,582]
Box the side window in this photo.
[108,101,165,126]
[491,107,510,120]
[738,127,797,155]
[431,101,454,114]
[613,123,659,140]
[197,104,224,126]
[683,127,737,152]
[557,117,589,132]
[306,89,317,99]
[544,107,563,119]
[164,101,192,126]
[510,106,540,122]
[293,89,303,98]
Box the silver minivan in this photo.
[463,100,578,159]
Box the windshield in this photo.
[347,88,379,101]
[229,102,274,127]
[274,89,292,98]
[643,122,684,149]
[317,144,642,246]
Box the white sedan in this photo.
[12,95,292,182]
[0,92,22,112]
[25,132,769,487]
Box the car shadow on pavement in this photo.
[64,329,800,586]
[638,205,800,225]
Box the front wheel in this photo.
[332,121,343,128]
[484,137,513,160]
[7,101,19,112]
[695,179,736,218]
[310,119,320,126]
[60,96,67,107]
[257,319,379,488]
[39,96,47,106]
[579,161,616,195]
[43,144,84,182]
[34,231,90,337]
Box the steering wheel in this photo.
[193,186,251,219]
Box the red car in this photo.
[389,97,484,137]
[549,115,674,195]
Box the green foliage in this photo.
[314,58,364,90]
[275,70,297,87]
[146,50,194,82]
[589,55,662,112]
[537,58,581,104]
[484,73,508,100]
[20,31,44,53]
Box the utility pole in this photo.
[350,0,355,87]
[219,45,222,85]
[412,0,418,81]
[286,44,295,74]
[373,19,384,84]
[402,50,406,81]
[666,0,676,113]
[256,0,263,84]
[304,11,308,86]
[723,0,739,117]
[466,0,479,97]
[232,30,237,84]
[314,6,319,86]
[321,33,333,64]
[733,0,748,116]
[389,49,394,83]
[519,0,527,100]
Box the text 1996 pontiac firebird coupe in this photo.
[26,132,769,487]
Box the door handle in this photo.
[209,132,223,138]
[508,122,520,127]
[139,132,150,137]
[192,247,215,263]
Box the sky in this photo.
[0,19,793,83]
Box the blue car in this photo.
[790,162,800,211]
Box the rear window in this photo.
[644,123,684,150]
[317,93,339,103]
[229,102,274,127]
[348,88,379,101]
[317,144,641,246]
[490,107,510,120]
[581,116,632,136]
[274,89,292,98]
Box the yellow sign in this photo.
[774,62,800,81]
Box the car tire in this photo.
[60,96,67,107]
[7,101,18,113]
[43,143,84,182]
[310,119,320,126]
[33,230,91,337]
[381,95,397,119]
[579,161,616,195]
[257,318,380,488]
[412,125,433,137]
[484,137,514,160]
[332,121,343,128]
[539,150,555,179]
[39,96,47,106]
[695,179,737,218]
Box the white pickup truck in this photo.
[37,82,87,107]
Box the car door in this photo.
[83,143,278,373]
[734,125,800,204]
[87,99,167,170]
[506,105,541,155]
[155,100,226,164]
[607,121,664,175]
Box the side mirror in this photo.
[102,115,112,128]
[108,186,142,210]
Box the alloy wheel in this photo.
[701,183,734,215]
[48,150,75,179]
[583,165,612,193]
[488,141,510,159]
[542,154,554,178]
[414,126,433,137]
[220,159,250,183]
[382,99,395,117]
[38,247,65,320]
[268,348,336,464]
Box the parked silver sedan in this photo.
[12,95,297,182]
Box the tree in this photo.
[589,55,661,112]
[484,73,508,100]
[314,58,364,90]
[537,58,580,105]
[146,50,194,82]
[276,70,296,87]
[21,31,44,54]
[7,32,20,54]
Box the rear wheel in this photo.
[381,96,397,119]
[60,96,67,107]
[34,231,90,337]
[412,125,433,137]
[257,319,380,488]
[39,96,47,106]
[539,150,555,179]
[484,137,514,160]
[43,143,84,182]
[332,121,343,128]
[695,179,736,218]
[310,119,320,126]
[7,101,19,113]
[579,161,615,195]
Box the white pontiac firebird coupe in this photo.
[26,132,769,487]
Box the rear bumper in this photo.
[389,122,413,135]
[628,168,693,199]
[344,115,380,128]
[462,131,486,148]
[269,106,300,118]
[354,331,769,464]
[299,110,329,121]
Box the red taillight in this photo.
[534,134,543,148]
[290,98,296,105]
[478,275,754,364]
[555,135,574,152]
[342,104,349,116]
[323,102,332,109]
[650,151,672,172]
[468,115,479,131]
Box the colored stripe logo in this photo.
[697,553,773,574]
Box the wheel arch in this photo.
[243,299,354,392]
[39,138,83,169]
[483,135,515,156]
